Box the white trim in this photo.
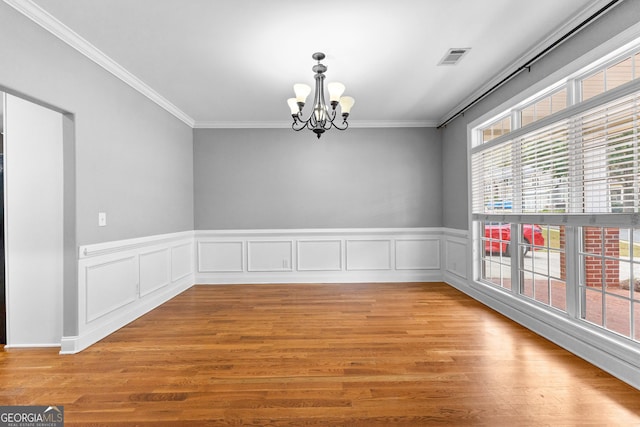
[247,240,294,272]
[197,241,244,273]
[194,121,298,129]
[4,343,61,349]
[296,239,343,272]
[193,120,438,129]
[196,271,442,285]
[345,239,392,271]
[79,230,194,258]
[394,238,440,270]
[441,227,469,240]
[3,0,195,127]
[439,0,623,127]
[84,255,137,323]
[195,227,441,238]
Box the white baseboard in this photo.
[60,276,192,354]
[197,271,442,285]
[4,343,61,349]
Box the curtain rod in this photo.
[437,0,623,129]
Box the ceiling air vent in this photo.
[438,48,470,66]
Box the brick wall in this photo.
[559,226,620,288]
[584,227,620,288]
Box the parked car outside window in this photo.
[484,223,544,256]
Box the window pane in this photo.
[606,295,630,337]
[584,288,604,326]
[518,224,566,312]
[579,226,637,338]
[550,89,567,114]
[480,116,511,144]
[483,128,492,143]
[501,117,511,134]
[521,105,535,126]
[480,221,512,290]
[535,97,552,120]
[582,71,605,101]
[607,57,632,91]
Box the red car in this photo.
[485,223,544,256]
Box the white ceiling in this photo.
[16,0,609,128]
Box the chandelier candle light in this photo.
[287,52,355,139]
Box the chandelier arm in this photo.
[331,119,349,131]
[292,118,307,131]
[327,109,339,129]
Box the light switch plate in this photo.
[98,212,107,227]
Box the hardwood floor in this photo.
[1,282,639,426]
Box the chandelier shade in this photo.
[287,52,355,139]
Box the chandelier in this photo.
[287,52,355,139]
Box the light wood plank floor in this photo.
[1,282,639,426]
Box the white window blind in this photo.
[471,143,513,213]
[518,120,570,213]
[576,92,639,213]
[472,86,640,215]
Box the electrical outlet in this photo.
[98,212,107,227]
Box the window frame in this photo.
[468,32,640,348]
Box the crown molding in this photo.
[348,119,438,128]
[193,119,437,129]
[194,121,293,129]
[437,0,622,127]
[4,0,196,127]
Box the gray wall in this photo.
[194,127,441,229]
[0,3,194,246]
[441,0,640,231]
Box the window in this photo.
[519,224,566,312]
[521,88,568,126]
[579,226,639,340]
[471,41,640,344]
[581,53,640,101]
[481,116,511,144]
[473,90,640,216]
[480,222,513,290]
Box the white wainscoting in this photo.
[195,228,443,284]
[61,231,194,354]
[442,228,469,284]
[59,228,457,353]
